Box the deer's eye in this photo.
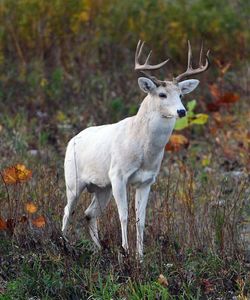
[180,94,183,98]
[159,93,167,98]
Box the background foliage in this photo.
[0,0,249,118]
[0,0,250,299]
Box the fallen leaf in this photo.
[32,216,46,228]
[25,202,38,214]
[158,274,168,287]
[166,134,189,152]
[0,217,7,230]
[2,164,32,184]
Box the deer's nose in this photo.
[177,109,186,118]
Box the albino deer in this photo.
[62,41,209,258]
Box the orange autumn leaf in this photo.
[0,217,7,230]
[2,164,32,184]
[165,134,189,152]
[217,92,240,104]
[208,84,239,110]
[32,216,46,228]
[25,202,38,214]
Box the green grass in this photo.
[0,242,247,299]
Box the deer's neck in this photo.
[133,95,176,151]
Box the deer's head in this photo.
[135,41,210,119]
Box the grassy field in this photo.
[0,0,250,299]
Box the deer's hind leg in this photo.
[84,186,112,248]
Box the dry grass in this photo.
[0,136,249,298]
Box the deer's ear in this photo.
[138,77,157,93]
[178,79,199,94]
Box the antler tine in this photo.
[134,40,169,71]
[145,50,152,65]
[135,40,144,65]
[205,49,210,67]
[187,40,193,70]
[175,41,210,82]
[199,41,204,66]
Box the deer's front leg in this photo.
[111,176,129,252]
[135,184,151,259]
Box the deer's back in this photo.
[65,116,141,187]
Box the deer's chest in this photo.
[129,150,164,187]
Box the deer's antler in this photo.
[175,41,210,82]
[135,40,169,86]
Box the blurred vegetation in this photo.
[0,0,249,120]
[0,1,250,299]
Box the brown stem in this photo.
[7,22,26,67]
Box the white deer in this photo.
[62,41,209,258]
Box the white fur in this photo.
[62,78,198,258]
